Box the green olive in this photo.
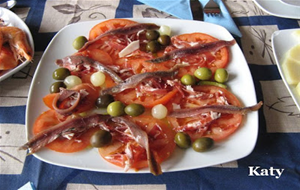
[95,94,114,108]
[52,68,71,80]
[73,36,88,50]
[49,82,66,93]
[157,35,171,46]
[146,41,161,53]
[192,137,214,152]
[180,74,196,85]
[146,30,160,41]
[107,101,125,116]
[194,67,212,80]
[214,68,229,83]
[90,130,112,148]
[174,132,191,149]
[125,103,145,116]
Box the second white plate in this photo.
[254,0,300,19]
[272,29,300,111]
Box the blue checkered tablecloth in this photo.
[0,0,300,189]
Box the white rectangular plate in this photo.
[26,18,258,173]
[272,29,300,111]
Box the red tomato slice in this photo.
[168,33,230,77]
[89,19,137,40]
[76,48,113,66]
[114,82,178,108]
[98,115,175,170]
[168,85,243,141]
[33,110,98,153]
[43,93,57,109]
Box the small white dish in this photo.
[26,18,259,174]
[0,7,34,82]
[272,29,300,111]
[254,0,300,19]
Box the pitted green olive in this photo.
[73,36,88,50]
[146,30,160,41]
[125,103,145,116]
[158,35,171,46]
[50,82,66,93]
[146,41,161,53]
[181,74,196,86]
[214,68,229,83]
[192,137,214,152]
[90,130,112,148]
[194,67,212,81]
[174,132,191,149]
[95,94,115,108]
[52,68,71,80]
[107,101,125,116]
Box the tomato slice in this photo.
[168,85,243,141]
[167,33,230,77]
[89,19,137,40]
[98,115,175,170]
[33,110,98,153]
[114,78,179,108]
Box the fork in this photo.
[203,0,221,15]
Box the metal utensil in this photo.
[203,0,221,15]
[190,0,204,21]
[0,0,16,9]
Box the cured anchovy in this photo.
[147,39,236,63]
[112,117,162,176]
[168,101,263,118]
[52,88,85,115]
[101,64,186,95]
[20,115,111,154]
[56,55,123,83]
[80,23,160,51]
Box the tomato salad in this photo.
[21,19,262,176]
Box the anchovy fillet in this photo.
[147,39,236,63]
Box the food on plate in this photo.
[292,30,300,41]
[296,82,300,96]
[281,44,300,85]
[0,26,33,71]
[20,19,262,175]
